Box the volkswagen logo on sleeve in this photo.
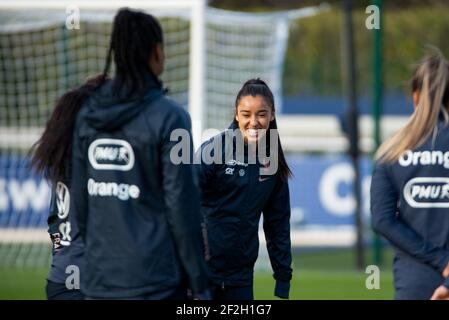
[56,181,70,219]
[88,138,135,171]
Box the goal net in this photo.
[0,0,321,267]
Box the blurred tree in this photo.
[210,1,449,97]
[209,0,449,10]
[284,7,449,96]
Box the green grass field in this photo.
[0,247,395,300]
[255,248,394,300]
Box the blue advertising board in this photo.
[288,155,372,229]
[0,155,373,229]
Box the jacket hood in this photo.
[83,75,163,132]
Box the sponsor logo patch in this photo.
[88,139,135,171]
[399,150,449,169]
[59,222,71,246]
[87,178,140,201]
[403,177,449,208]
[226,159,248,167]
[50,232,62,250]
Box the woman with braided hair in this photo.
[69,8,209,299]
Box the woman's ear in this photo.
[235,113,239,122]
[413,91,420,110]
[155,43,164,63]
[149,43,165,76]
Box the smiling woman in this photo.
[197,78,293,300]
[235,95,274,142]
[233,79,292,181]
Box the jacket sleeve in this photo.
[262,176,293,299]
[444,277,449,290]
[160,108,210,295]
[195,139,217,203]
[70,126,88,242]
[47,188,61,251]
[371,163,449,272]
[47,188,58,234]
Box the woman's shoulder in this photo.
[152,95,185,114]
[200,131,226,148]
[144,95,191,126]
[436,120,449,141]
[372,158,395,183]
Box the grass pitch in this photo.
[0,247,394,300]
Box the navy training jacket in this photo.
[71,75,209,298]
[371,115,449,299]
[198,122,292,298]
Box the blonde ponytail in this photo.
[376,48,449,163]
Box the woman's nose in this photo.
[249,116,258,127]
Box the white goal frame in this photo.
[0,0,206,147]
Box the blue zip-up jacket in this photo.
[371,116,449,299]
[198,122,292,298]
[71,75,209,298]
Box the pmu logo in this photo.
[88,139,135,171]
[403,177,449,208]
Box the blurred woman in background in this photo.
[371,48,449,300]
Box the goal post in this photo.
[0,0,324,267]
[0,0,325,149]
[0,0,207,148]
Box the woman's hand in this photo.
[433,262,449,300]
[443,262,449,278]
[431,285,449,300]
